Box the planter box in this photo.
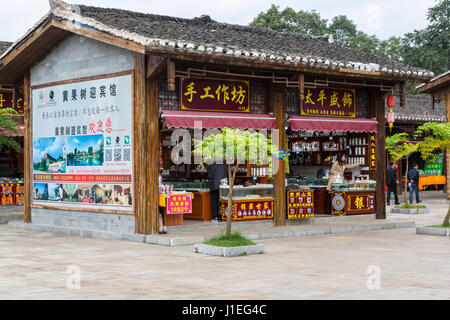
[194,243,264,257]
[416,227,450,237]
[391,208,430,215]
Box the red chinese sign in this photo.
[369,134,376,170]
[347,192,375,214]
[167,194,193,215]
[221,199,274,221]
[0,90,24,115]
[287,190,314,219]
[180,77,250,112]
[301,87,356,118]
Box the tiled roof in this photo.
[0,41,12,56]
[385,94,446,123]
[0,1,434,81]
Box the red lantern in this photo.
[387,95,395,108]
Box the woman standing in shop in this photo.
[326,152,362,213]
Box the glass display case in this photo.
[219,184,274,200]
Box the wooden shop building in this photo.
[0,1,435,235]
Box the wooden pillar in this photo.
[273,83,286,226]
[23,73,31,223]
[444,86,450,200]
[375,90,387,219]
[146,76,160,234]
[134,53,149,234]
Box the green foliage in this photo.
[249,1,449,80]
[204,232,256,247]
[250,4,327,35]
[193,128,276,166]
[385,133,419,162]
[414,122,450,160]
[395,204,426,209]
[0,108,21,152]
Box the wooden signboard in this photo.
[300,87,356,118]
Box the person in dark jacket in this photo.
[407,163,421,204]
[386,161,400,205]
[207,161,228,221]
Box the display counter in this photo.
[287,188,314,219]
[219,185,274,221]
[1,179,24,206]
[331,181,376,215]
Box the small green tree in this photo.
[385,133,419,204]
[193,128,276,236]
[0,108,21,152]
[414,122,450,226]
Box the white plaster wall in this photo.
[31,34,134,86]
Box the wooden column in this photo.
[146,76,160,234]
[273,83,286,226]
[375,90,387,219]
[23,73,31,223]
[134,53,149,234]
[446,87,450,200]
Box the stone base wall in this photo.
[31,208,135,234]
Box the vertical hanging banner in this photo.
[300,87,356,118]
[369,133,376,170]
[31,74,133,210]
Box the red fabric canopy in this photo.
[161,110,276,130]
[289,116,378,133]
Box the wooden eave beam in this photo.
[146,55,167,80]
[145,48,433,83]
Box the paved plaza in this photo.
[0,191,449,300]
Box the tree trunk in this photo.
[443,204,450,226]
[225,163,239,236]
[403,159,409,205]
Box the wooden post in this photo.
[134,53,148,234]
[273,83,286,226]
[400,82,406,107]
[147,76,160,234]
[375,90,387,219]
[444,86,450,200]
[23,73,31,223]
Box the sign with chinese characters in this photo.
[424,153,443,176]
[220,198,274,221]
[0,183,24,206]
[287,190,314,219]
[300,87,356,118]
[0,90,24,115]
[180,77,250,112]
[332,191,375,215]
[166,194,193,215]
[369,134,376,170]
[31,74,133,210]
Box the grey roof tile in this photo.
[385,94,446,122]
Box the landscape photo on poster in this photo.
[33,137,66,173]
[66,134,104,167]
[33,183,49,201]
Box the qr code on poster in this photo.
[123,148,131,162]
[105,149,112,162]
[114,149,122,162]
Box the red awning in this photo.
[2,124,24,137]
[161,110,277,130]
[289,116,378,133]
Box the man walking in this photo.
[408,163,421,204]
[386,161,400,205]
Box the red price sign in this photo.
[166,194,193,215]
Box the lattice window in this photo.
[285,87,300,115]
[250,81,265,114]
[158,76,179,111]
[356,90,369,118]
